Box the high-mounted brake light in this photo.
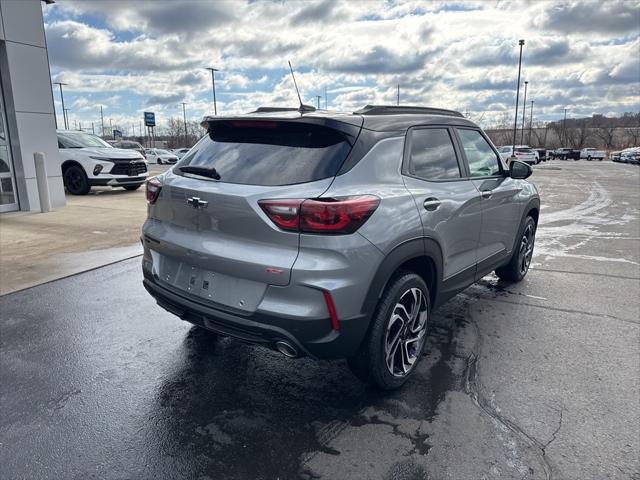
[230,120,278,129]
[146,177,162,204]
[258,196,380,234]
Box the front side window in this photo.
[407,128,460,180]
[457,129,501,177]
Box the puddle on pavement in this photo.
[138,295,476,480]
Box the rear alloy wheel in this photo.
[495,216,536,282]
[348,272,429,390]
[63,165,90,195]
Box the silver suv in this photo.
[141,105,539,389]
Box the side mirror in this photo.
[510,160,532,179]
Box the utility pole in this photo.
[205,67,219,115]
[529,100,534,145]
[512,39,525,153]
[397,84,400,105]
[521,80,528,144]
[100,105,105,137]
[316,95,321,109]
[182,102,188,147]
[53,82,68,129]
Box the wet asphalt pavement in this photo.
[1,161,639,480]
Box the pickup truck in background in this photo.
[580,148,606,161]
[552,148,580,160]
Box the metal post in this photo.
[205,67,219,115]
[512,39,525,153]
[325,85,328,109]
[182,102,188,147]
[100,106,105,137]
[91,122,95,135]
[316,96,321,109]
[529,100,534,145]
[521,81,528,144]
[563,108,568,145]
[34,152,51,213]
[64,109,70,130]
[53,82,68,129]
[397,84,400,105]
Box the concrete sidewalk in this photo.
[0,186,147,295]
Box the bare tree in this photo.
[593,125,617,150]
[624,127,640,147]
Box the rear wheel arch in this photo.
[362,238,443,319]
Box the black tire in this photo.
[348,271,430,390]
[587,156,592,161]
[123,184,142,191]
[63,165,90,195]
[157,158,162,164]
[495,216,536,282]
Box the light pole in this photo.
[397,84,400,105]
[529,100,534,145]
[324,85,328,109]
[512,39,525,153]
[182,102,188,147]
[64,108,70,129]
[205,67,219,115]
[520,80,528,144]
[53,82,68,129]
[563,108,568,145]
[100,105,105,137]
[316,95,321,109]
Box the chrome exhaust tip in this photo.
[275,340,298,358]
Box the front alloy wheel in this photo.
[518,223,535,277]
[384,288,428,377]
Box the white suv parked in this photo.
[497,145,538,165]
[58,130,148,195]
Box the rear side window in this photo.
[457,129,501,177]
[408,128,460,180]
[178,121,352,186]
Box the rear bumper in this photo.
[142,272,370,359]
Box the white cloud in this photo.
[44,0,639,130]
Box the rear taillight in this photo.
[146,177,162,204]
[258,195,380,234]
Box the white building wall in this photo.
[0,0,65,211]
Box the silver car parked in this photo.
[142,105,540,389]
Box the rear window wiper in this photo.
[178,165,221,180]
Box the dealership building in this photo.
[0,0,64,213]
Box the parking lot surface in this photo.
[1,161,638,480]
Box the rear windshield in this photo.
[515,147,533,153]
[176,121,352,186]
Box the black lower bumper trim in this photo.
[142,274,370,359]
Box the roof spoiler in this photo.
[354,105,464,117]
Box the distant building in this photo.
[0,0,64,213]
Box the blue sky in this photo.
[42,0,640,136]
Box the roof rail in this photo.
[353,105,464,117]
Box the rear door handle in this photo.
[481,190,493,199]
[423,198,441,211]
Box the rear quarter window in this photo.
[177,121,352,186]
